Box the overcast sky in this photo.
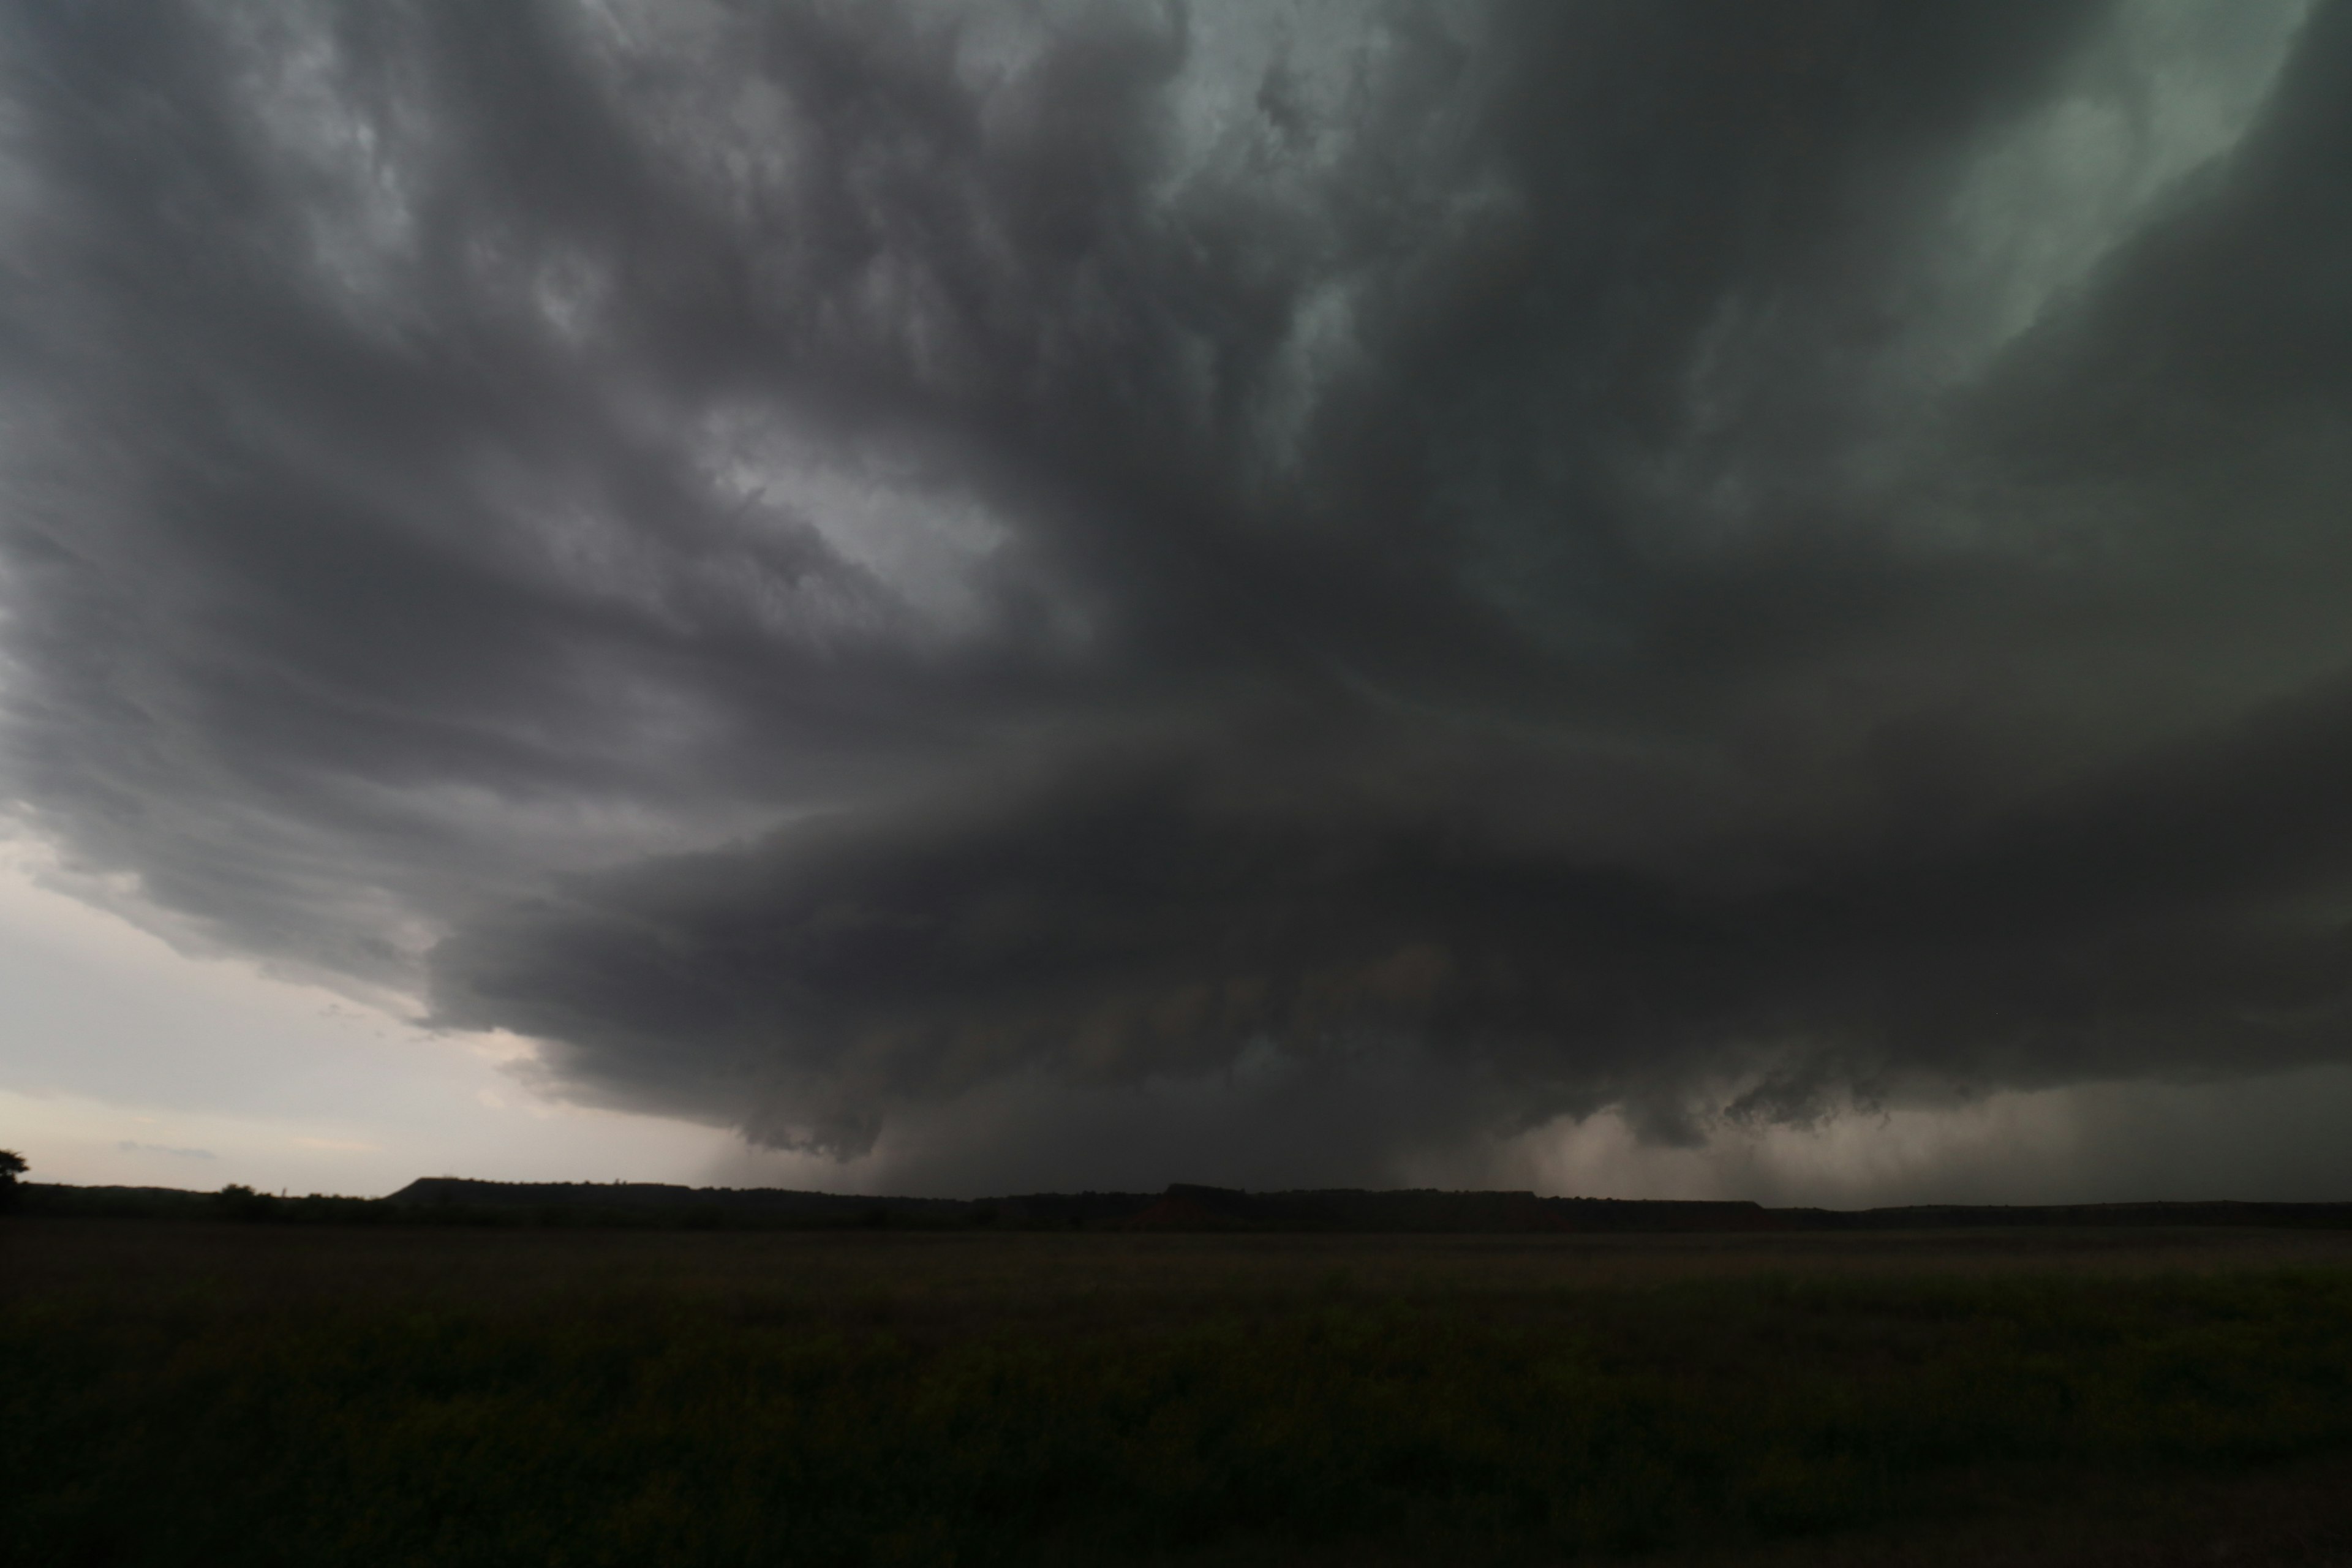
[7,0,2352,1202]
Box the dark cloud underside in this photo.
[4,0,2350,1178]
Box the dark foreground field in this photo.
[8,1221,2352,1566]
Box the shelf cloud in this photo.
[6,0,2350,1184]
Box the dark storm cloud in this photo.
[6,0,2351,1175]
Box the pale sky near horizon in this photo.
[15,826,2352,1204]
[9,0,2352,1205]
[0,836,766,1194]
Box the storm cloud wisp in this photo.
[6,0,2352,1184]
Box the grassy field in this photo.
[7,1221,2352,1566]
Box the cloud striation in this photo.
[4,0,2351,1185]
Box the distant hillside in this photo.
[379,1178,1777,1231]
[383,1177,1155,1227]
[379,1179,2352,1234]
[19,1179,2352,1231]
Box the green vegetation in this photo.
[6,1223,2352,1565]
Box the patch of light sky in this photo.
[1466,1066,2352,1208]
[0,829,845,1195]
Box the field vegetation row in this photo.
[7,1221,2352,1565]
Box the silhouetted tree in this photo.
[214,1183,281,1221]
[0,1148,24,1213]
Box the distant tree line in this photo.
[9,1169,2352,1233]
